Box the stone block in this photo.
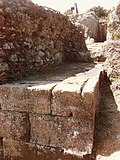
[51,67,101,119]
[0,81,57,114]
[3,138,82,160]
[82,77,100,120]
[51,76,89,117]
[0,111,29,141]
[30,114,93,156]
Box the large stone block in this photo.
[0,111,29,141]
[82,77,100,120]
[30,114,93,156]
[0,81,57,114]
[3,138,82,160]
[51,76,89,117]
[51,66,102,119]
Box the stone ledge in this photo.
[0,81,57,114]
[0,64,104,158]
[51,65,103,118]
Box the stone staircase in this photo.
[0,63,104,160]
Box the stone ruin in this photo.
[0,0,113,160]
[67,11,107,43]
[0,0,87,84]
[0,63,104,160]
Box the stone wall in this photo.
[69,12,99,42]
[107,3,120,40]
[0,0,87,83]
[0,65,103,160]
[103,2,120,81]
[68,12,107,42]
[103,40,120,80]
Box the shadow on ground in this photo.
[87,78,120,160]
[20,62,96,82]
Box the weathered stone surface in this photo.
[102,40,120,80]
[87,43,105,62]
[3,138,81,160]
[0,0,87,83]
[103,2,120,82]
[82,77,100,119]
[51,66,102,118]
[51,76,88,117]
[0,111,29,141]
[69,11,99,42]
[107,3,120,41]
[30,114,93,156]
[0,81,57,114]
[0,63,103,159]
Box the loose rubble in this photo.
[0,0,87,83]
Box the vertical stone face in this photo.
[30,114,93,155]
[0,64,103,159]
[69,11,99,42]
[51,77,88,117]
[107,3,120,41]
[0,82,57,114]
[3,138,38,160]
[0,111,29,141]
[3,138,81,160]
[51,73,100,120]
[82,78,100,120]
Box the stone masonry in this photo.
[0,0,87,83]
[0,64,104,159]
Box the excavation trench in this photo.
[84,77,120,160]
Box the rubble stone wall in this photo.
[107,3,120,40]
[103,2,120,81]
[0,0,87,83]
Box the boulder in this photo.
[69,11,99,42]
